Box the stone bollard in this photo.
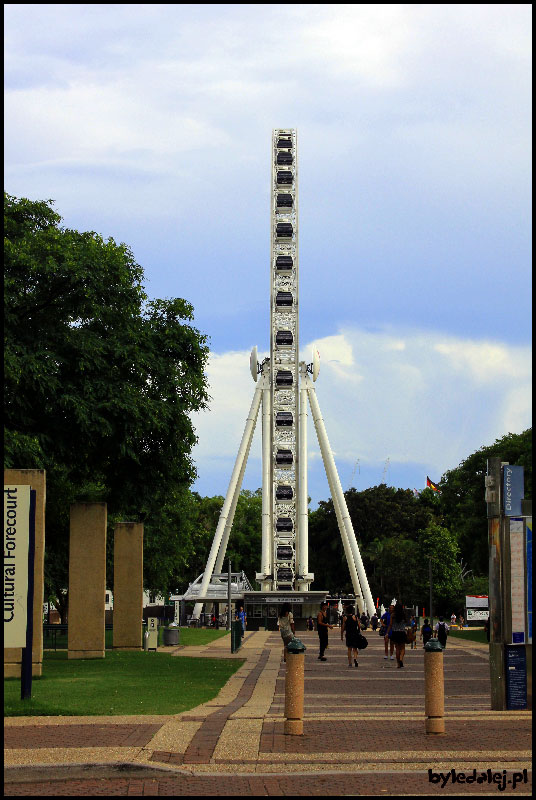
[424,638,445,734]
[284,638,306,735]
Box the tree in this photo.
[4,193,210,614]
[416,522,461,614]
[309,484,433,601]
[439,429,532,574]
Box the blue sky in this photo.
[5,4,532,506]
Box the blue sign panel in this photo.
[527,520,532,644]
[503,465,524,516]
[505,645,527,710]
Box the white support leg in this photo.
[192,379,264,619]
[307,383,375,615]
[302,374,362,606]
[214,369,269,576]
[297,366,313,590]
[330,481,365,614]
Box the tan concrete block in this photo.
[284,653,304,720]
[113,522,143,650]
[4,469,46,678]
[424,650,445,717]
[68,503,106,659]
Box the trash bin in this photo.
[163,627,180,646]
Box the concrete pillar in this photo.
[284,652,305,735]
[424,648,445,734]
[113,522,143,650]
[68,503,107,659]
[4,469,46,678]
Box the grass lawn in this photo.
[448,628,488,644]
[42,626,230,650]
[4,650,243,717]
[177,628,229,646]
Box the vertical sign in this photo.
[488,518,502,642]
[505,645,527,710]
[503,465,524,516]
[509,518,525,644]
[4,486,31,647]
[527,518,532,644]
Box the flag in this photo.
[426,476,440,492]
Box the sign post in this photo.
[486,459,531,710]
[21,491,36,699]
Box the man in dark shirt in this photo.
[317,602,333,661]
[382,604,395,660]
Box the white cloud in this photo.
[192,325,532,492]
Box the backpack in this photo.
[437,622,448,645]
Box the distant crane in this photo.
[347,458,360,490]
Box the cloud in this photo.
[191,324,532,499]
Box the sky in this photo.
[4,4,532,507]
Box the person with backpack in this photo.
[420,618,433,647]
[434,617,450,649]
[341,604,362,667]
[370,613,378,631]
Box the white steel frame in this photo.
[193,130,374,618]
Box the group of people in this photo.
[279,601,452,667]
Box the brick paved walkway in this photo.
[4,630,532,795]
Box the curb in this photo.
[3,761,190,784]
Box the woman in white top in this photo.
[278,602,295,663]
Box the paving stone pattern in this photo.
[5,724,163,750]
[4,629,532,796]
[4,771,533,796]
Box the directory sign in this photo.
[505,645,527,710]
[503,465,524,516]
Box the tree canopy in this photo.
[4,193,210,615]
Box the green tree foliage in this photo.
[4,193,210,614]
[309,485,433,605]
[417,521,461,609]
[439,428,532,574]
[177,490,263,594]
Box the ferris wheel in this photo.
[192,131,374,618]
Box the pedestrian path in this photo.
[4,629,532,795]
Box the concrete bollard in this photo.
[284,638,306,735]
[424,639,445,734]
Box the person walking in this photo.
[409,615,418,649]
[435,616,450,649]
[387,602,407,668]
[420,617,433,646]
[381,604,395,660]
[341,604,361,667]
[278,602,295,663]
[370,612,378,631]
[307,615,314,632]
[317,602,333,661]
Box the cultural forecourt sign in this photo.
[4,485,36,698]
